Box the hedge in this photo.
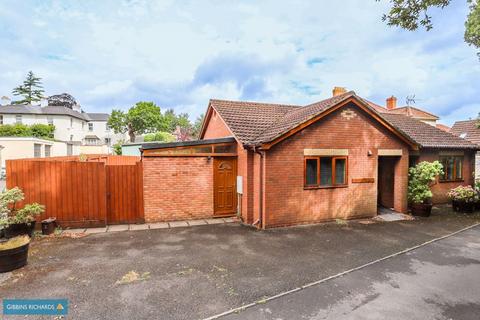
[0,124,55,139]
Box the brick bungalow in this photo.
[142,89,479,228]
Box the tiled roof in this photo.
[451,120,480,145]
[435,123,451,132]
[86,113,109,121]
[210,94,479,150]
[386,106,439,120]
[0,104,109,122]
[382,114,478,149]
[209,99,299,145]
[254,91,355,144]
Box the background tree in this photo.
[144,131,176,142]
[108,101,163,142]
[12,71,45,104]
[379,0,480,57]
[191,114,205,139]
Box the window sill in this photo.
[304,185,348,190]
[439,179,464,183]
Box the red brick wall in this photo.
[143,157,214,222]
[202,109,233,139]
[263,104,410,228]
[417,149,476,203]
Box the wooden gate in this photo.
[6,157,144,227]
[106,162,144,224]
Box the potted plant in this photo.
[408,161,443,217]
[447,185,477,213]
[0,187,44,239]
[0,235,30,272]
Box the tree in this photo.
[191,114,205,139]
[12,71,45,104]
[108,101,163,143]
[380,0,480,57]
[144,131,176,142]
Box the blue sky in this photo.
[0,0,478,125]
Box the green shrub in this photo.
[0,123,54,139]
[144,131,175,142]
[408,161,443,204]
[0,187,44,227]
[113,140,123,155]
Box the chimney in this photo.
[332,87,347,97]
[386,96,397,110]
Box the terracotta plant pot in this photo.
[0,238,30,273]
[411,203,432,217]
[4,221,36,239]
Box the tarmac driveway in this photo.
[0,207,479,320]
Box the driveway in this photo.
[223,225,480,320]
[0,207,479,320]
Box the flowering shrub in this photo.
[0,187,44,227]
[447,185,477,203]
[408,161,443,204]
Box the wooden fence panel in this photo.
[6,160,108,228]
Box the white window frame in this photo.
[34,143,42,158]
[88,123,93,132]
[15,115,22,124]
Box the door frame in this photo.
[213,157,237,217]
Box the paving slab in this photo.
[107,224,129,232]
[223,217,236,223]
[64,228,86,233]
[169,221,189,228]
[85,227,107,234]
[205,218,224,224]
[148,222,169,229]
[129,224,149,231]
[187,219,208,226]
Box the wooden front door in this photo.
[213,157,237,216]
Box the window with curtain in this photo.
[439,156,463,181]
[305,156,348,188]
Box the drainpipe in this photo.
[253,146,265,229]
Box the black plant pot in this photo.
[411,203,432,217]
[4,221,36,239]
[452,200,461,212]
[0,241,29,273]
[41,218,57,235]
[459,202,475,214]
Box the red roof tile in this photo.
[209,94,478,150]
[451,120,480,145]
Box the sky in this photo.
[0,0,479,126]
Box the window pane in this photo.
[455,157,463,179]
[446,158,454,180]
[34,144,41,158]
[305,159,318,186]
[45,145,51,157]
[214,144,236,153]
[335,158,346,185]
[320,157,332,185]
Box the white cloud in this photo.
[0,0,478,125]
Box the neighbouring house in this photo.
[451,119,480,179]
[141,88,478,228]
[0,94,124,165]
[0,137,80,167]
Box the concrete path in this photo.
[64,217,238,234]
[221,225,480,320]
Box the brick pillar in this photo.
[393,153,409,213]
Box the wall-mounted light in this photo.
[367,150,373,157]
[207,156,212,161]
